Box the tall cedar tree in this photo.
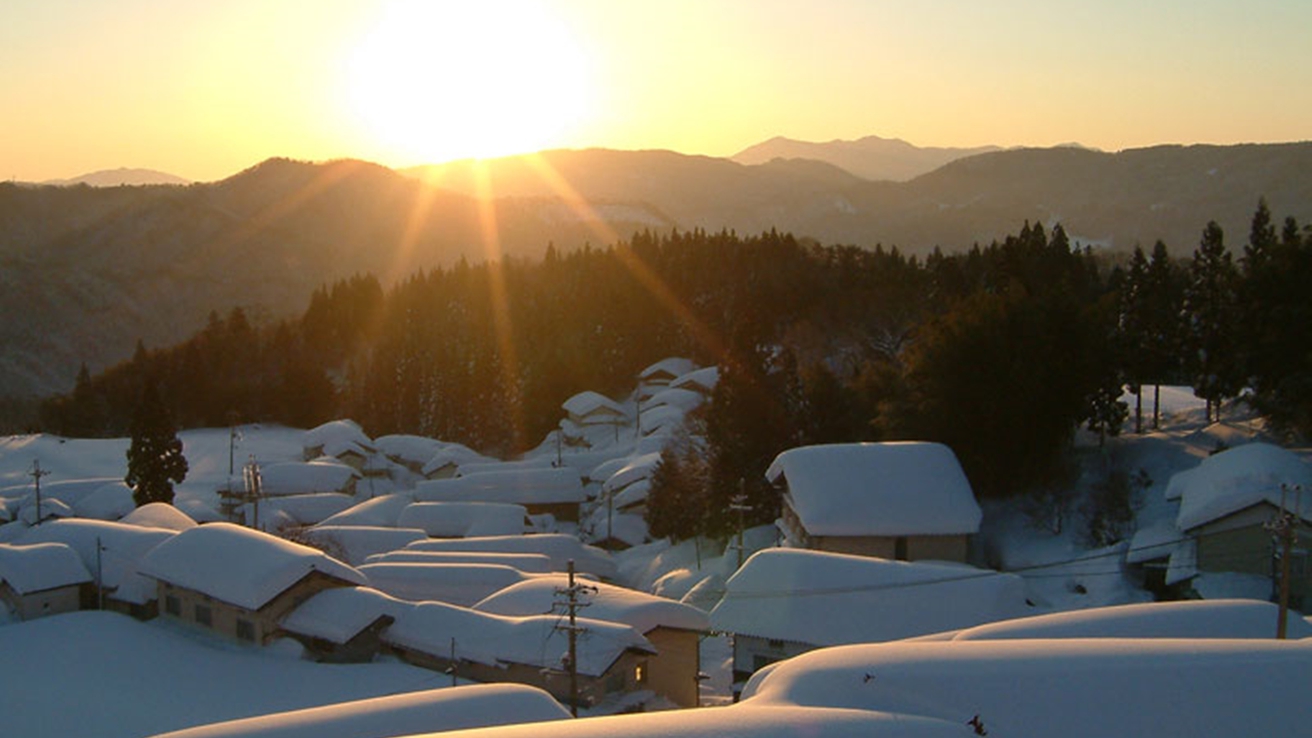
[1142,241,1184,429]
[125,377,188,506]
[1181,222,1242,422]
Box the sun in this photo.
[346,0,593,164]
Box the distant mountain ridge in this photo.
[3,140,1311,400]
[731,134,1004,181]
[40,167,190,187]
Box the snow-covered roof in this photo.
[1124,518,1181,564]
[562,391,628,422]
[415,468,586,506]
[245,493,356,527]
[138,523,366,610]
[405,534,618,579]
[259,461,360,497]
[315,493,413,528]
[0,542,92,594]
[601,452,662,494]
[396,501,527,538]
[635,405,685,437]
[298,526,428,566]
[279,585,403,644]
[14,518,174,597]
[474,576,709,633]
[18,496,74,525]
[1172,442,1312,531]
[710,549,1028,646]
[588,457,633,485]
[612,479,651,510]
[669,365,719,393]
[364,550,553,573]
[767,442,982,536]
[146,684,570,738]
[373,434,444,465]
[587,511,649,548]
[358,562,532,607]
[948,599,1312,640]
[73,481,135,521]
[643,387,703,413]
[303,420,374,453]
[421,444,491,477]
[385,598,654,676]
[456,460,555,477]
[739,638,1312,738]
[639,357,697,382]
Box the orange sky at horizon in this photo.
[4,0,1311,183]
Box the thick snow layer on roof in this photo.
[298,526,428,566]
[601,452,661,494]
[406,534,618,579]
[639,357,697,382]
[949,599,1312,640]
[669,365,719,393]
[587,457,632,485]
[316,493,413,528]
[303,420,373,453]
[456,460,555,477]
[739,639,1312,738]
[18,496,75,525]
[359,562,533,606]
[259,461,359,497]
[416,468,586,506]
[118,502,198,531]
[386,599,653,676]
[147,684,570,738]
[74,481,136,521]
[711,549,1028,646]
[373,434,444,465]
[768,442,981,536]
[0,610,441,738]
[279,585,405,644]
[0,542,92,593]
[474,576,709,633]
[1124,518,1181,563]
[421,445,491,477]
[643,387,703,413]
[246,494,357,527]
[1173,442,1312,530]
[397,502,527,538]
[14,519,173,594]
[138,523,366,610]
[562,391,628,421]
[635,405,685,437]
[1,476,120,508]
[611,480,651,511]
[364,550,553,573]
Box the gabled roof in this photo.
[396,501,528,538]
[373,434,444,465]
[1172,443,1312,531]
[298,525,429,566]
[73,481,135,521]
[561,391,628,421]
[669,366,719,394]
[14,519,173,596]
[767,442,981,537]
[601,452,662,494]
[303,420,374,453]
[639,357,697,383]
[421,445,491,477]
[358,562,533,607]
[259,461,360,497]
[0,542,92,594]
[710,549,1027,646]
[415,468,586,506]
[138,523,366,610]
[474,576,709,633]
[405,534,618,579]
[279,585,403,645]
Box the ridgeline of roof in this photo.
[298,526,428,566]
[279,585,404,644]
[316,493,413,528]
[373,434,444,464]
[358,562,532,607]
[421,445,492,477]
[120,501,198,531]
[364,550,553,573]
[670,366,719,393]
[14,519,173,594]
[601,452,662,494]
[949,599,1312,641]
[639,357,697,382]
[710,548,1028,646]
[138,523,366,610]
[397,501,527,538]
[405,534,618,579]
[474,576,709,633]
[767,442,981,536]
[1172,442,1312,531]
[562,392,627,420]
[0,542,92,594]
[415,468,586,506]
[303,420,374,453]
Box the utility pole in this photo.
[729,479,752,569]
[243,457,262,531]
[227,410,240,477]
[28,460,50,525]
[1269,483,1303,639]
[554,559,596,717]
[96,536,105,610]
[450,637,458,687]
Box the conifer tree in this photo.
[1181,222,1241,422]
[125,377,188,507]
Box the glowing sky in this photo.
[4,0,1310,182]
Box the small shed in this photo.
[768,442,982,562]
[562,391,629,428]
[0,542,92,620]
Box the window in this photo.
[236,619,256,642]
[195,604,212,627]
[164,596,180,616]
[894,536,908,561]
[634,661,648,684]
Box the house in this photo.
[357,562,535,607]
[669,366,718,396]
[278,585,399,663]
[138,522,367,644]
[260,460,361,498]
[474,576,710,707]
[1170,442,1312,605]
[302,420,376,464]
[710,548,1028,685]
[637,357,698,400]
[767,442,982,562]
[421,444,491,480]
[0,542,92,620]
[297,525,429,566]
[374,434,445,474]
[562,391,629,428]
[396,501,529,538]
[415,468,587,522]
[404,534,619,580]
[14,518,175,618]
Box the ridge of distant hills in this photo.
[37,167,191,187]
[730,133,1006,181]
[3,140,1311,400]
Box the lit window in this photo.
[635,662,647,684]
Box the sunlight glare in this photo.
[347,0,593,164]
